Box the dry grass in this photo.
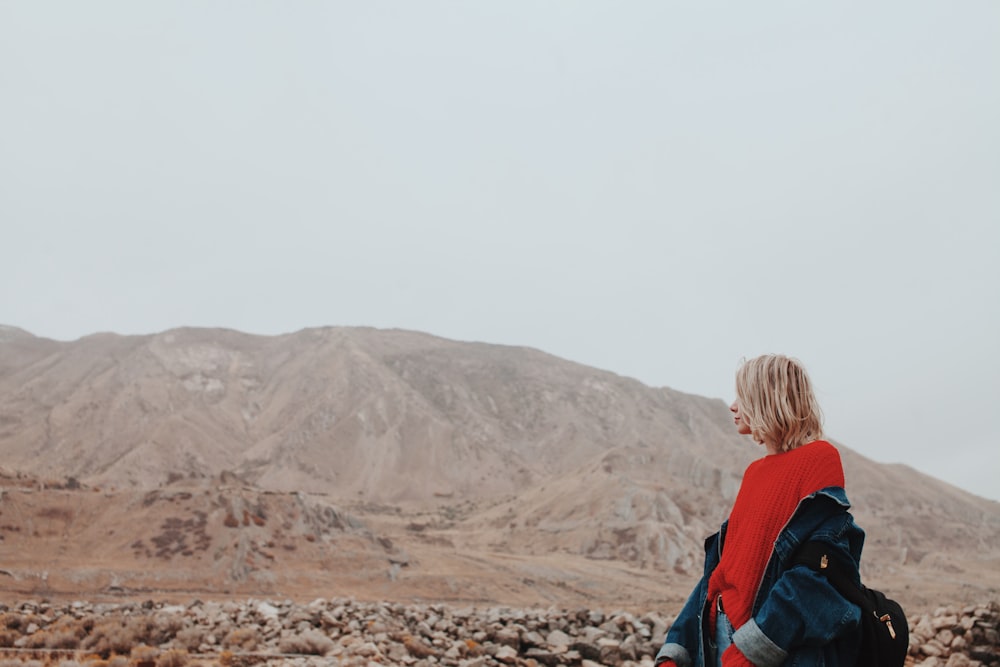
[277,630,334,656]
[170,629,202,654]
[220,629,257,653]
[78,615,181,658]
[401,634,439,658]
[154,649,188,667]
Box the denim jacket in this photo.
[655,486,864,667]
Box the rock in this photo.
[944,653,972,667]
[922,640,946,657]
[571,640,603,662]
[523,647,563,666]
[494,644,518,663]
[598,637,622,664]
[969,645,997,662]
[493,626,520,647]
[934,615,961,632]
[546,629,572,647]
[522,630,545,647]
[256,601,281,621]
[620,634,642,661]
[0,596,996,667]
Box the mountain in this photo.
[0,325,997,610]
[0,326,745,501]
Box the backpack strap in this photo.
[791,541,867,610]
[792,540,909,667]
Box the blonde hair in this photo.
[735,354,823,452]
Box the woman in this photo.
[655,354,864,667]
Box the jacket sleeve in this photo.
[730,539,862,667]
[655,572,708,667]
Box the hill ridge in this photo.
[1,325,998,609]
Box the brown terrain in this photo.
[0,324,998,618]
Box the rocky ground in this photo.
[0,597,996,667]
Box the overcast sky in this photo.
[2,2,998,501]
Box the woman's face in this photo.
[730,399,753,436]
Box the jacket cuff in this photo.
[732,619,787,667]
[655,643,692,667]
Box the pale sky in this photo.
[2,2,998,501]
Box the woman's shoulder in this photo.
[796,439,842,463]
[760,440,841,468]
[800,438,836,452]
[790,440,846,496]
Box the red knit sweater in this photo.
[709,440,845,667]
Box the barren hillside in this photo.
[0,326,749,503]
[0,325,998,611]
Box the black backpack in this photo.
[792,542,909,667]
